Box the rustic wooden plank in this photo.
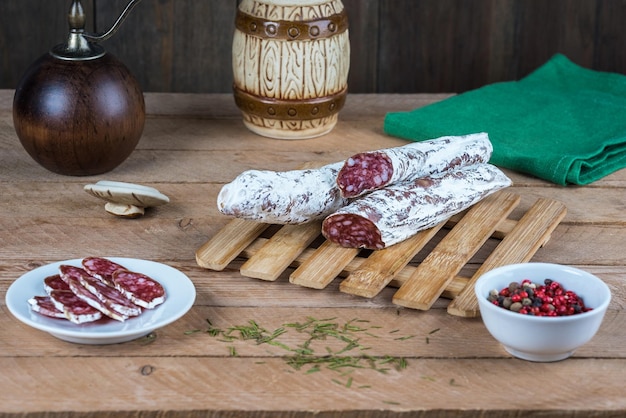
[4,2,626,93]
[486,0,518,82]
[289,240,360,289]
[97,1,236,93]
[240,222,322,281]
[0,1,93,89]
[378,0,493,92]
[1,355,625,415]
[339,221,446,298]
[1,215,622,268]
[2,304,625,358]
[242,236,469,299]
[594,0,626,72]
[392,192,520,310]
[447,198,568,317]
[196,218,270,271]
[341,0,380,93]
[1,89,625,417]
[513,0,597,78]
[197,192,571,305]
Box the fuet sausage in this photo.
[48,289,103,324]
[336,133,493,198]
[322,163,512,250]
[28,296,66,319]
[217,162,350,224]
[60,265,140,322]
[112,270,166,309]
[82,256,127,287]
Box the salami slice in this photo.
[82,257,127,286]
[75,268,142,318]
[48,290,103,324]
[43,274,71,294]
[217,162,350,224]
[60,265,141,322]
[112,270,166,309]
[336,133,493,198]
[322,163,512,250]
[28,295,66,319]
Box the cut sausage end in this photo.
[337,152,394,198]
[322,213,385,250]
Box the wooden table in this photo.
[1,90,624,417]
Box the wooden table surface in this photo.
[1,90,624,417]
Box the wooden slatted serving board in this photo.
[196,191,567,317]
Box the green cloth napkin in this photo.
[383,54,626,185]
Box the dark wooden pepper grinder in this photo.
[13,0,145,176]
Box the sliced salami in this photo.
[43,274,71,294]
[82,257,127,286]
[336,133,493,198]
[217,162,350,224]
[67,279,129,322]
[76,269,142,318]
[112,270,166,309]
[322,163,512,250]
[28,295,66,319]
[60,265,141,322]
[48,289,103,324]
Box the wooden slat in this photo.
[392,192,521,310]
[240,222,322,281]
[339,221,446,298]
[243,237,472,297]
[447,198,568,317]
[198,193,568,312]
[289,240,359,289]
[195,218,269,271]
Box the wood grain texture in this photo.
[447,198,568,317]
[196,218,269,271]
[289,240,359,289]
[338,221,446,298]
[3,1,626,93]
[240,221,322,281]
[392,192,520,310]
[0,90,625,417]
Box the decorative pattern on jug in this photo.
[232,0,350,139]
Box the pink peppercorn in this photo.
[486,279,592,317]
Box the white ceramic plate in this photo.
[5,258,196,345]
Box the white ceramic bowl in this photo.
[475,263,611,362]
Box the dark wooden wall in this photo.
[2,0,626,93]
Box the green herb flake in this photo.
[196,316,412,387]
[394,335,416,341]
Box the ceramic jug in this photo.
[232,0,350,139]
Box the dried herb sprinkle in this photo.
[193,316,412,381]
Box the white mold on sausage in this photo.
[323,163,512,250]
[336,133,493,198]
[217,162,350,224]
